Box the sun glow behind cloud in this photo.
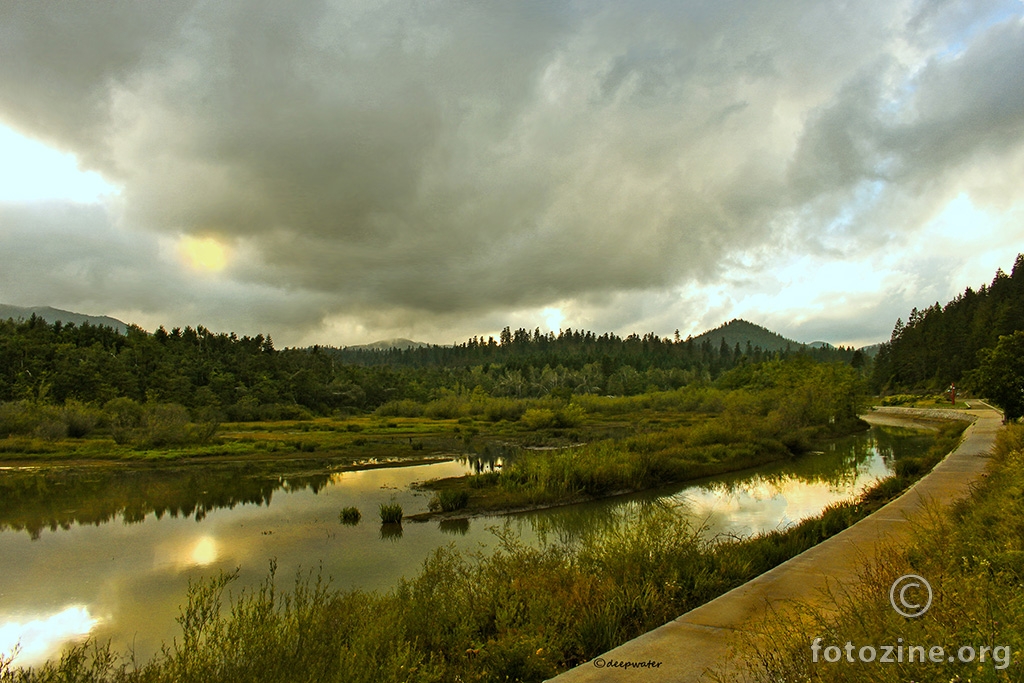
[180,236,229,272]
[0,124,118,203]
[543,307,565,333]
[0,2,1022,347]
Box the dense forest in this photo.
[0,315,860,423]
[872,254,1024,395]
[331,318,857,371]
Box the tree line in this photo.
[0,314,864,426]
[871,254,1024,420]
[871,254,1024,391]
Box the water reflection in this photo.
[0,426,934,669]
[0,606,99,667]
[438,518,470,536]
[514,426,934,543]
[0,462,336,539]
[457,441,518,474]
[188,537,219,567]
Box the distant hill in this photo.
[344,338,430,351]
[688,319,803,352]
[0,304,128,334]
[858,343,883,357]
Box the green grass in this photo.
[421,410,877,516]
[378,502,403,524]
[338,507,361,524]
[732,423,1024,683]
[429,489,470,512]
[877,393,975,410]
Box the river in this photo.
[0,423,933,667]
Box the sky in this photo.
[1,1,1023,349]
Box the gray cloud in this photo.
[1,1,1023,343]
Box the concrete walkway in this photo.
[546,406,1003,683]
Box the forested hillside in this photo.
[331,320,856,373]
[872,254,1024,394]
[0,315,858,421]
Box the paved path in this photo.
[546,406,1003,683]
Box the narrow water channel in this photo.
[0,424,933,668]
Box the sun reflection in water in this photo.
[0,606,99,666]
[190,536,218,566]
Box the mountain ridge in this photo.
[0,304,128,334]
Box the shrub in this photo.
[375,400,424,417]
[0,400,42,437]
[61,400,99,438]
[142,403,190,446]
[424,396,467,420]
[521,408,556,430]
[554,403,585,428]
[257,403,313,421]
[379,502,403,524]
[483,398,526,422]
[103,397,144,444]
[33,416,67,441]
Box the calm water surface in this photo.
[0,425,933,666]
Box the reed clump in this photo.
[338,507,361,524]
[429,489,470,512]
[378,502,403,524]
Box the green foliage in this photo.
[140,403,191,447]
[429,490,470,512]
[971,330,1024,421]
[482,397,526,422]
[874,253,1024,393]
[0,400,40,437]
[339,507,361,524]
[521,408,557,430]
[0,400,101,441]
[0,313,863,423]
[61,400,100,438]
[103,397,144,444]
[378,502,403,524]
[424,395,468,420]
[374,399,424,417]
[459,358,870,509]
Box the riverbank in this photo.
[545,406,998,683]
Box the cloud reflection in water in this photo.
[0,606,100,667]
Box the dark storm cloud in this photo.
[1,0,1023,337]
